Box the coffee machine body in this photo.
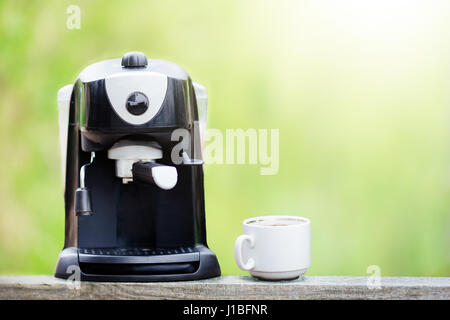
[55,52,220,281]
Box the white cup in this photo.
[234,216,310,280]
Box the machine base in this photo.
[54,245,221,282]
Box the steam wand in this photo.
[75,152,95,216]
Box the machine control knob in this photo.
[121,51,148,68]
[126,92,149,115]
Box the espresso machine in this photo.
[54,52,220,281]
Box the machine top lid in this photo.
[77,52,189,83]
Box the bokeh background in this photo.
[0,0,449,276]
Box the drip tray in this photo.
[78,247,200,264]
[80,262,199,275]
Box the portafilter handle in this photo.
[132,161,178,190]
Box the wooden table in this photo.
[0,276,448,300]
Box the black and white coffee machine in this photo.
[55,52,221,281]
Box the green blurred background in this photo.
[0,0,449,276]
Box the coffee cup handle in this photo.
[234,235,256,271]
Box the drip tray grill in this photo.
[78,247,200,264]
